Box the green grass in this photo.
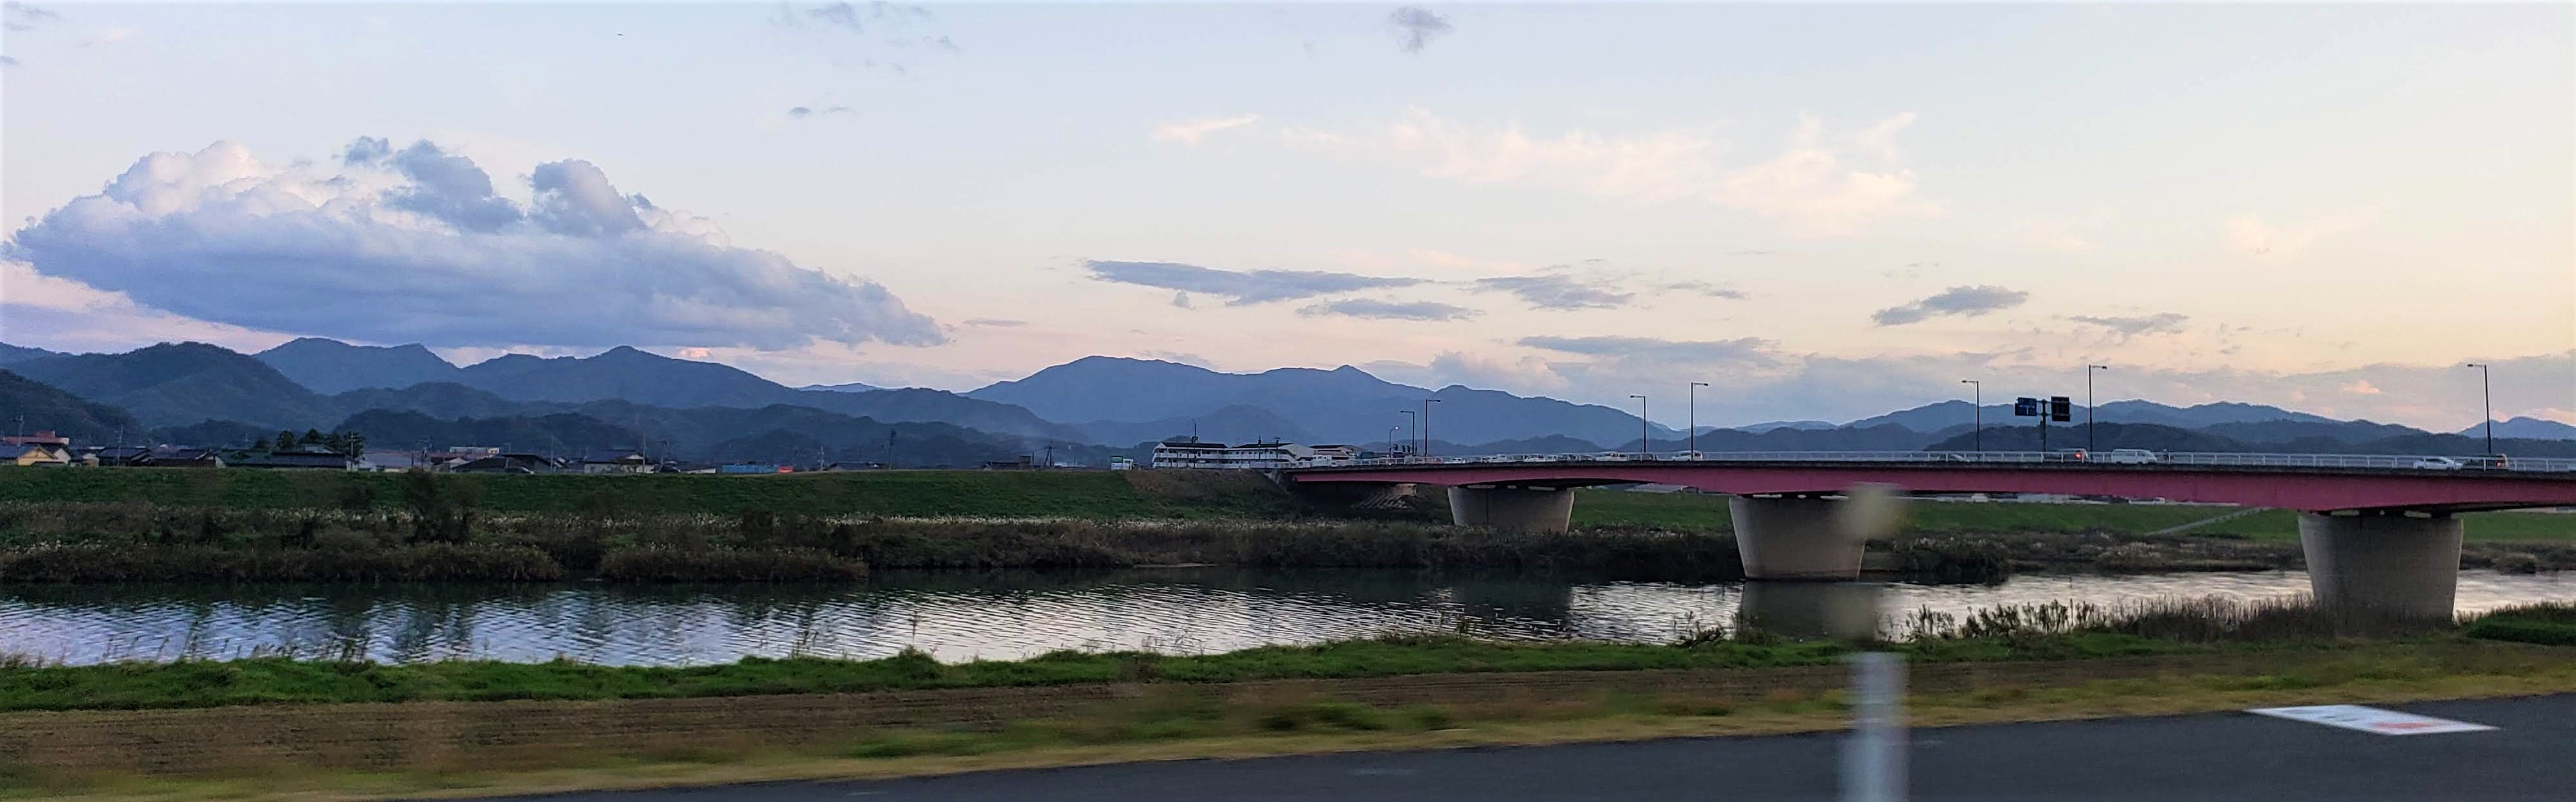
[0,469,1288,519]
[1569,489,2576,542]
[0,633,2229,713]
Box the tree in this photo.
[300,429,326,447]
[274,430,298,452]
[338,430,367,457]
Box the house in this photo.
[361,450,435,471]
[1106,456,1136,471]
[5,430,73,466]
[448,453,562,474]
[579,451,655,474]
[150,446,225,469]
[11,442,71,467]
[813,461,885,472]
[84,445,155,467]
[232,445,360,471]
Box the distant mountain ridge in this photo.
[970,356,1679,447]
[256,338,461,395]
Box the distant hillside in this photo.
[970,356,1671,447]
[340,405,1130,469]
[6,342,337,430]
[1924,422,2247,452]
[2467,417,2576,441]
[0,370,147,445]
[1077,404,1318,447]
[255,337,460,394]
[800,381,882,393]
[0,343,65,364]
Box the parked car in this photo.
[2100,449,2160,465]
[2410,456,2463,471]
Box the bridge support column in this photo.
[1730,495,1867,580]
[1448,485,1574,533]
[2299,511,2461,619]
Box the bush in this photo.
[595,546,866,583]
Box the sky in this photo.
[3,2,2570,430]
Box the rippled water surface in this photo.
[5,570,2570,666]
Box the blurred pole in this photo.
[1840,481,1906,802]
[1842,651,1907,802]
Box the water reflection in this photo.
[2,569,2570,667]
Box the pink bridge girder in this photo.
[1284,462,2576,514]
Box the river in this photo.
[4,569,2571,666]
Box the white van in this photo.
[2100,449,2159,465]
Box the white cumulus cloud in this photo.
[3,139,942,351]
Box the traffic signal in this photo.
[2049,396,2072,422]
[2014,397,2040,417]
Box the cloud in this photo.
[1473,274,1634,310]
[795,1,929,33]
[1664,280,1749,300]
[3,2,59,32]
[963,318,1025,328]
[1871,285,2028,326]
[2,139,942,351]
[1519,335,1781,366]
[2227,214,2355,262]
[788,105,853,118]
[1084,260,1422,305]
[1150,113,1262,146]
[1297,298,1479,322]
[2068,312,2188,340]
[1387,6,1453,54]
[2340,380,2383,395]
[0,56,16,67]
[1284,109,1930,236]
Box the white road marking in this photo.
[2247,705,2497,735]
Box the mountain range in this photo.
[2,339,2571,468]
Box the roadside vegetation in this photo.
[3,597,2566,713]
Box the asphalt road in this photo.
[468,695,2576,801]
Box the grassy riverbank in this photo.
[6,599,2566,713]
[6,605,2576,799]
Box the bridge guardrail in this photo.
[1334,451,2576,474]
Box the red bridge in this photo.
[1283,452,2576,618]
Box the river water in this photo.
[5,569,2571,667]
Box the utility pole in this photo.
[2086,365,2108,451]
[1630,394,1648,454]
[1689,381,1710,454]
[1959,379,1981,453]
[2465,362,2494,454]
[1422,397,1443,456]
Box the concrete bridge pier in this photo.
[1448,485,1575,533]
[2299,511,2463,619]
[1728,495,1875,580]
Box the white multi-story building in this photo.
[1149,441,1360,470]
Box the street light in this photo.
[1397,410,1417,455]
[2086,365,2108,451]
[1422,397,1444,456]
[1688,382,1710,454]
[1629,394,1649,455]
[2465,363,2493,455]
[1959,379,1981,453]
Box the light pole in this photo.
[1387,425,1400,454]
[1959,379,1981,453]
[2465,363,2493,454]
[2086,364,2108,451]
[1630,394,1649,454]
[1397,410,1416,455]
[1688,382,1710,454]
[1422,397,1443,456]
